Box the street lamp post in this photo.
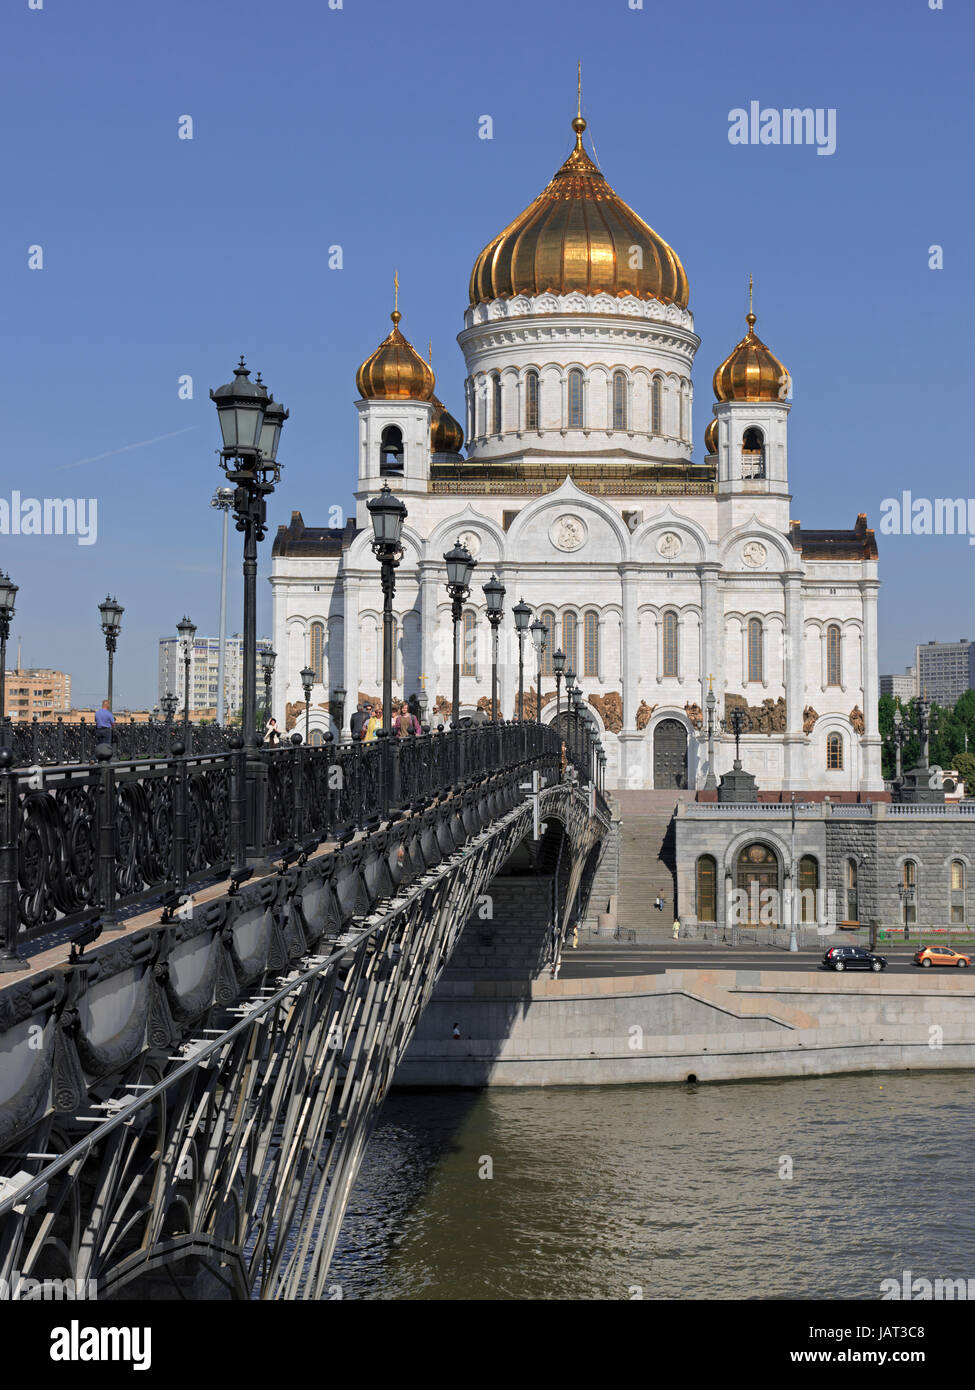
[704,677,718,790]
[261,648,276,726]
[161,692,177,727]
[529,618,547,724]
[177,616,196,731]
[211,486,236,727]
[331,687,346,739]
[300,665,314,744]
[483,574,505,722]
[0,571,17,741]
[368,484,408,734]
[513,599,532,722]
[211,356,288,751]
[553,647,566,724]
[98,595,124,710]
[444,539,477,727]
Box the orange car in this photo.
[913,946,971,968]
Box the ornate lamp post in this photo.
[529,618,547,724]
[892,704,907,783]
[722,704,748,769]
[210,356,288,750]
[176,615,196,729]
[704,677,718,790]
[161,691,177,726]
[331,686,346,738]
[513,599,532,722]
[98,595,124,710]
[553,647,566,723]
[210,485,236,727]
[368,484,408,733]
[417,687,429,730]
[300,665,314,744]
[261,647,276,726]
[483,574,505,722]
[0,570,17,739]
[444,538,477,726]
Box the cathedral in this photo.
[271,108,882,796]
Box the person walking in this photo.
[672,916,681,941]
[95,699,115,747]
[263,717,281,746]
[350,701,368,741]
[392,701,421,737]
[362,706,382,742]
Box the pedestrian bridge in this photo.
[0,724,608,1299]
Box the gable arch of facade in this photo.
[630,508,713,564]
[719,519,797,572]
[345,523,424,570]
[506,485,629,558]
[424,510,506,564]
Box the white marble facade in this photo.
[271,240,881,797]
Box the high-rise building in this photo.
[2,668,71,721]
[158,634,272,719]
[879,668,916,702]
[915,641,975,707]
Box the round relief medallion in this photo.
[742,541,767,568]
[456,530,481,558]
[550,514,586,551]
[656,531,683,559]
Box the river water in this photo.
[329,1074,975,1300]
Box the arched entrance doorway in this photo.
[653,719,687,789]
[736,842,779,925]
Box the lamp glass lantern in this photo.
[444,539,476,590]
[99,595,124,635]
[529,618,546,655]
[512,598,532,632]
[261,648,277,679]
[0,571,17,616]
[483,574,505,617]
[367,483,408,547]
[553,648,566,677]
[210,357,267,454]
[176,615,196,650]
[300,665,315,693]
[257,396,289,464]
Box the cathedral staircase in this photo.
[614,789,696,936]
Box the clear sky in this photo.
[1,0,971,707]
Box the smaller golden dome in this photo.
[356,309,435,401]
[712,309,788,403]
[704,418,718,455]
[430,395,464,455]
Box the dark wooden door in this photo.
[653,719,687,789]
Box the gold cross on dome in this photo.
[577,62,582,119]
[394,269,399,312]
[749,274,753,315]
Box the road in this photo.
[557,941,969,979]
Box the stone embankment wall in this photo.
[396,968,975,1087]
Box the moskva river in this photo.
[329,1074,975,1300]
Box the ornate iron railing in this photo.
[0,716,232,765]
[0,722,577,961]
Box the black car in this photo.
[822,945,888,972]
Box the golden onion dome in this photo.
[430,395,464,454]
[469,115,689,309]
[704,418,718,455]
[356,309,435,401]
[712,310,788,403]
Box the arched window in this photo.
[826,731,843,770]
[845,860,859,923]
[902,859,918,926]
[662,611,679,678]
[697,854,717,923]
[742,426,766,479]
[310,729,325,747]
[583,612,599,677]
[798,855,819,923]
[951,859,966,923]
[525,370,539,431]
[379,425,403,475]
[309,621,325,683]
[540,610,556,676]
[562,613,578,675]
[462,611,477,677]
[568,369,584,429]
[651,377,662,435]
[612,371,627,430]
[747,618,763,683]
[826,624,842,686]
[492,373,502,435]
[736,843,779,925]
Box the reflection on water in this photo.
[330,1074,975,1300]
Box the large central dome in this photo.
[469,115,689,309]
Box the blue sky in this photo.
[1,0,971,707]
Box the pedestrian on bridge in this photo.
[95,699,114,747]
[362,707,381,742]
[393,702,421,737]
[350,702,368,740]
[673,917,681,941]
